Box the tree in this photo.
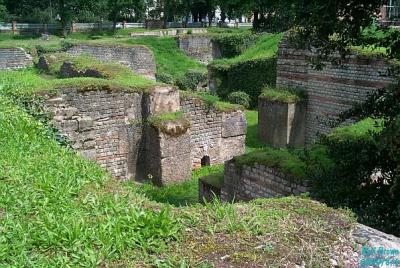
[108,0,145,29]
[0,0,8,22]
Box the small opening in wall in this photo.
[201,156,210,167]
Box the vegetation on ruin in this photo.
[180,91,244,113]
[212,33,282,66]
[200,172,225,189]
[209,33,281,107]
[120,37,207,79]
[0,93,357,266]
[147,111,191,137]
[260,86,306,103]
[0,68,158,99]
[233,147,307,180]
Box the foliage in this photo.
[212,32,259,58]
[233,147,307,180]
[175,69,207,91]
[156,72,174,84]
[181,91,244,112]
[211,57,277,107]
[227,91,250,109]
[213,33,282,65]
[123,37,206,80]
[210,33,280,107]
[0,95,180,266]
[308,83,400,236]
[260,86,306,103]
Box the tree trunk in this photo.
[253,10,259,29]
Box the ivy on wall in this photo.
[211,33,259,59]
[209,57,277,107]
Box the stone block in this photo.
[221,111,247,138]
[78,116,94,131]
[258,99,306,148]
[147,86,180,115]
[145,125,192,186]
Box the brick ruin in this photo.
[275,39,396,144]
[0,47,33,70]
[201,39,398,202]
[176,35,213,64]
[66,44,157,80]
[44,85,246,185]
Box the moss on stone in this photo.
[328,118,383,142]
[259,86,306,103]
[180,91,244,112]
[201,172,224,189]
[233,147,307,180]
[148,111,190,137]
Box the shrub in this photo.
[212,33,259,58]
[210,57,277,107]
[227,91,251,109]
[156,72,173,84]
[175,69,207,90]
[260,86,306,103]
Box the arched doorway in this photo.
[201,155,210,167]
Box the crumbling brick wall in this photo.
[67,44,156,79]
[0,48,33,70]
[180,97,246,169]
[177,35,213,64]
[221,160,309,202]
[276,40,396,143]
[45,88,144,179]
[45,89,247,181]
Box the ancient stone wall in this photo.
[180,97,246,169]
[67,44,156,80]
[45,88,246,181]
[258,99,306,147]
[177,35,212,64]
[221,160,309,202]
[0,48,33,70]
[145,125,192,186]
[277,40,396,143]
[45,88,144,179]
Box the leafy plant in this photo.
[227,91,251,109]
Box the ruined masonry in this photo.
[67,44,157,80]
[0,48,33,69]
[45,87,246,185]
[275,39,396,144]
[202,38,398,202]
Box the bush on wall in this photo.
[227,91,251,109]
[211,33,259,58]
[175,69,207,91]
[209,57,277,107]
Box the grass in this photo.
[328,118,384,141]
[233,147,307,180]
[136,165,224,207]
[200,172,225,189]
[0,68,157,97]
[244,110,267,153]
[212,33,282,66]
[180,91,244,112]
[260,86,306,103]
[122,37,206,78]
[0,95,180,266]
